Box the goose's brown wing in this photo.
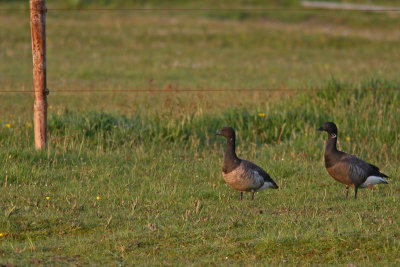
[342,156,387,186]
[241,160,279,189]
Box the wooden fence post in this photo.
[30,0,48,150]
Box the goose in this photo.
[216,126,278,200]
[318,122,389,199]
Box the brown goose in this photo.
[318,122,389,199]
[216,127,278,200]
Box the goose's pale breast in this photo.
[222,163,264,192]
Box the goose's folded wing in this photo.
[368,163,389,178]
[342,156,384,185]
[241,160,278,187]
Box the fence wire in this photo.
[1,7,400,12]
[0,88,399,94]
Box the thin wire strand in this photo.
[2,7,400,12]
[0,88,398,93]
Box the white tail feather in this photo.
[256,182,275,191]
[360,176,389,188]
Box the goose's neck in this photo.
[225,137,238,161]
[325,134,338,154]
[223,137,240,171]
[324,134,340,167]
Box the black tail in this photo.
[270,179,279,189]
[369,163,389,178]
[380,172,389,178]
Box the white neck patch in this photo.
[330,133,337,138]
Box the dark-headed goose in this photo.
[216,126,278,200]
[318,122,389,199]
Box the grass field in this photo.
[1,0,400,265]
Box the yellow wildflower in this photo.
[258,113,266,117]
[49,105,53,110]
[346,137,350,141]
[0,233,3,237]
[26,122,32,128]
[6,123,12,128]
[46,196,50,200]
[97,196,101,200]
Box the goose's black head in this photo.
[318,122,338,137]
[216,126,236,141]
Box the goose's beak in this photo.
[215,131,221,136]
[317,127,323,131]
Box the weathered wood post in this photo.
[30,0,48,150]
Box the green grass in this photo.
[1,1,400,265]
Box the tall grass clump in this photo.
[33,79,398,163]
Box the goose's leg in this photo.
[251,190,255,200]
[345,185,349,199]
[354,186,359,199]
[239,192,243,201]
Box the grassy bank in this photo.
[0,1,400,265]
[1,84,399,265]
